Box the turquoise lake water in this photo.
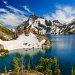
[0,35,75,75]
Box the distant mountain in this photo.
[50,19,75,34]
[65,19,75,34]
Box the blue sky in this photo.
[0,0,75,28]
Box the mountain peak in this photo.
[53,20,60,23]
[29,14,38,20]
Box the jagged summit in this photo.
[53,20,60,24]
[50,18,75,34]
[16,14,52,35]
[16,14,38,30]
[29,14,38,20]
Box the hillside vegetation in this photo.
[0,25,17,41]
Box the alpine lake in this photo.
[0,34,75,75]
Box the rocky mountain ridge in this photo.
[16,15,51,35]
[16,14,75,35]
[51,19,75,34]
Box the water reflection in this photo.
[9,48,45,56]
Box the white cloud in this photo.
[0,13,28,26]
[0,1,32,27]
[23,6,33,14]
[6,5,26,15]
[3,0,8,5]
[0,8,7,12]
[44,5,75,23]
[43,14,53,21]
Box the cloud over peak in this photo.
[44,5,75,23]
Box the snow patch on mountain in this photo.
[0,33,46,50]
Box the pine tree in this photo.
[27,60,31,71]
[13,57,20,75]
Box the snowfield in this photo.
[0,33,46,50]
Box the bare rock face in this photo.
[0,44,4,50]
